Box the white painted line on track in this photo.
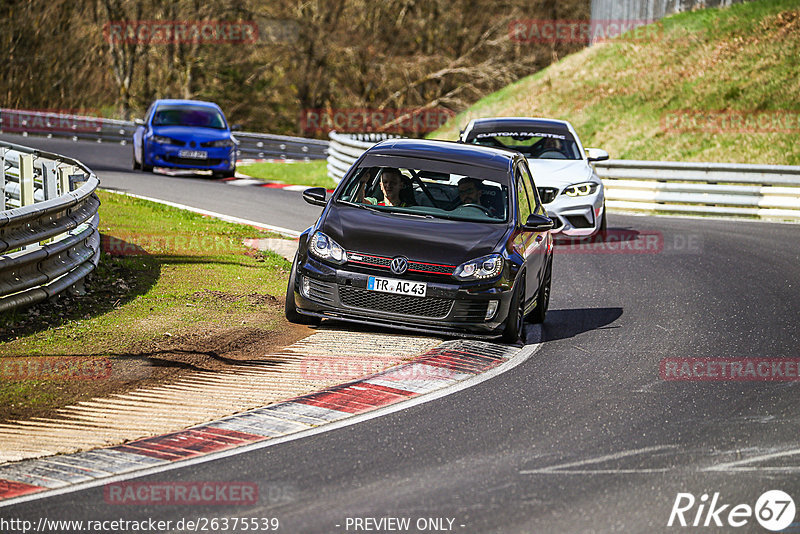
[0,338,541,508]
[100,189,302,238]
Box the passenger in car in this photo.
[360,168,416,207]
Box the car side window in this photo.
[518,161,546,216]
[515,167,532,225]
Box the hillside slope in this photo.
[433,0,800,165]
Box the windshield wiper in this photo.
[338,200,382,213]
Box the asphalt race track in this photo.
[3,134,800,532]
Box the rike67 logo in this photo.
[668,490,796,531]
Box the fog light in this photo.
[485,300,499,320]
[300,275,311,298]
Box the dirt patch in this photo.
[1,268,312,424]
[0,318,312,424]
[190,289,280,307]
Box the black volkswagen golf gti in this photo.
[285,138,554,342]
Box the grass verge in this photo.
[0,190,308,423]
[431,0,800,165]
[238,159,335,189]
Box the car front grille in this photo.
[164,156,224,166]
[338,286,452,318]
[451,300,490,322]
[305,277,336,304]
[538,187,558,204]
[565,214,593,229]
[346,251,455,276]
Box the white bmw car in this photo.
[459,117,609,238]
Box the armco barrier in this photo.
[327,131,400,182]
[0,108,328,161]
[0,140,100,312]
[326,133,800,221]
[596,160,800,220]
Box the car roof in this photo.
[367,138,522,172]
[153,99,222,110]
[464,117,571,133]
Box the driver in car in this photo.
[457,177,500,217]
[536,137,567,158]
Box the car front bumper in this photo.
[293,258,516,338]
[148,143,236,171]
[542,187,605,238]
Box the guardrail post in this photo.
[0,147,6,211]
[41,161,58,200]
[57,165,73,195]
[19,153,35,207]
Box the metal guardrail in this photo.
[0,140,100,313]
[326,133,800,221]
[596,160,800,220]
[0,108,329,161]
[327,131,401,182]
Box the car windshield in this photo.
[338,165,509,223]
[152,105,227,129]
[468,130,581,160]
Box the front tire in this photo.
[529,256,552,324]
[501,280,525,343]
[213,167,236,179]
[599,202,607,233]
[141,148,154,172]
[285,256,321,326]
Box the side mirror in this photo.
[586,148,609,162]
[133,118,145,126]
[231,124,242,131]
[524,213,554,231]
[303,187,328,207]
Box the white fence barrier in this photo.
[326,132,800,221]
[597,160,800,220]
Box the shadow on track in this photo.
[539,307,623,342]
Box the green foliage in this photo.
[431,0,800,165]
[238,160,334,189]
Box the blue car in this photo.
[132,99,238,178]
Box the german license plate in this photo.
[367,276,426,297]
[178,150,208,159]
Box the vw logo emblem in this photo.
[390,256,408,275]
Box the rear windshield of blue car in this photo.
[153,106,227,129]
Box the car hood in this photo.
[527,159,596,188]
[322,204,509,266]
[151,125,231,142]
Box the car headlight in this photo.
[309,231,346,264]
[453,253,503,281]
[201,138,235,148]
[151,135,181,145]
[563,182,599,197]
